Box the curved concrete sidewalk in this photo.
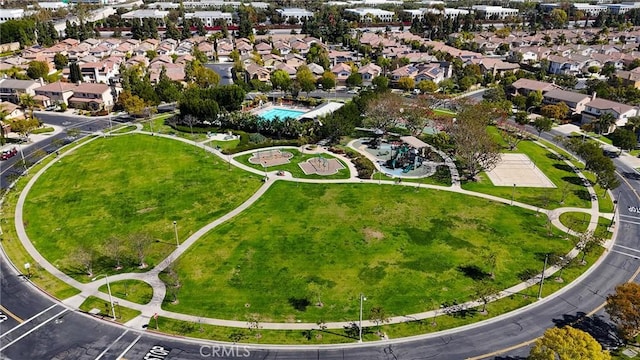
[11,129,611,332]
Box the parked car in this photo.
[0,147,18,160]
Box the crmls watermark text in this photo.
[199,345,251,358]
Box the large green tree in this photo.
[26,61,49,80]
[606,282,640,341]
[296,65,316,95]
[270,69,291,92]
[529,326,610,360]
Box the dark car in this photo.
[0,147,18,160]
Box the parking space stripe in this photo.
[94,329,129,360]
[0,305,23,324]
[0,308,68,351]
[614,244,640,253]
[611,249,640,259]
[0,304,57,339]
[115,333,142,360]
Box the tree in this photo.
[606,282,640,341]
[104,236,124,270]
[483,86,506,102]
[417,80,438,94]
[26,61,49,80]
[372,75,389,91]
[164,262,182,303]
[550,9,568,29]
[318,71,336,92]
[451,103,501,180]
[53,53,69,71]
[540,103,569,121]
[595,112,616,135]
[69,62,83,83]
[346,73,363,88]
[574,230,605,264]
[533,116,553,138]
[514,111,529,125]
[73,246,96,277]
[369,306,390,331]
[270,69,291,92]
[610,128,637,151]
[8,117,40,142]
[398,76,415,91]
[474,280,497,313]
[363,93,403,132]
[130,233,152,268]
[118,90,148,116]
[296,65,316,95]
[529,326,611,360]
[526,90,543,108]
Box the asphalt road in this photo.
[1,115,640,359]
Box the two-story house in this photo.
[34,81,75,106]
[67,83,115,111]
[581,94,638,131]
[0,78,43,104]
[542,89,591,115]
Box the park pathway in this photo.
[10,127,614,333]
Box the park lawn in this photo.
[23,134,262,281]
[111,125,137,134]
[209,139,240,151]
[235,149,351,180]
[79,296,140,323]
[433,108,456,117]
[99,280,153,305]
[160,248,603,344]
[166,182,572,323]
[558,212,591,233]
[463,138,592,210]
[581,171,615,213]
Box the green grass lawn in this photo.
[166,182,572,322]
[79,296,140,323]
[141,114,208,141]
[99,279,154,305]
[209,139,240,151]
[23,134,262,281]
[234,149,351,179]
[111,125,137,134]
[463,133,593,210]
[559,212,591,233]
[433,108,457,117]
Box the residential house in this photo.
[307,63,325,77]
[581,95,638,130]
[34,81,75,106]
[390,64,419,82]
[0,101,24,120]
[542,89,591,114]
[414,64,448,84]
[274,62,296,77]
[510,78,560,97]
[245,63,270,83]
[255,42,273,56]
[468,57,519,76]
[79,61,119,84]
[331,63,352,83]
[67,83,115,111]
[615,70,640,89]
[358,63,382,85]
[0,78,43,104]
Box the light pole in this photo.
[92,274,116,320]
[511,184,516,205]
[610,191,620,227]
[358,293,366,343]
[173,221,179,247]
[19,144,27,173]
[537,253,549,300]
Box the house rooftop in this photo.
[544,89,590,103]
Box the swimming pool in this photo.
[259,107,306,121]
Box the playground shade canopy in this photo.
[400,136,428,149]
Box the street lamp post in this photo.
[358,293,366,343]
[511,184,516,205]
[537,254,549,300]
[92,274,117,320]
[19,144,27,173]
[173,221,179,247]
[610,191,621,227]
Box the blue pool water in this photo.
[259,108,306,121]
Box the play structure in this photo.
[299,156,345,176]
[248,149,294,167]
[377,136,430,174]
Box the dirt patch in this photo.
[363,228,384,242]
[136,207,156,214]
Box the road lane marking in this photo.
[611,249,640,259]
[0,308,68,351]
[614,244,640,253]
[115,333,142,360]
[0,305,23,324]
[619,219,640,226]
[94,329,129,360]
[0,304,57,339]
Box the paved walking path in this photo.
[10,128,613,333]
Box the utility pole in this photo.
[537,254,549,300]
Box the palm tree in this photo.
[20,93,37,120]
[596,112,616,135]
[626,115,640,134]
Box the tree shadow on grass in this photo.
[457,265,490,281]
[553,163,575,173]
[552,312,624,350]
[288,297,311,312]
[546,153,566,161]
[562,176,592,187]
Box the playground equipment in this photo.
[386,143,423,172]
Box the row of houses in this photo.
[511,78,638,130]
